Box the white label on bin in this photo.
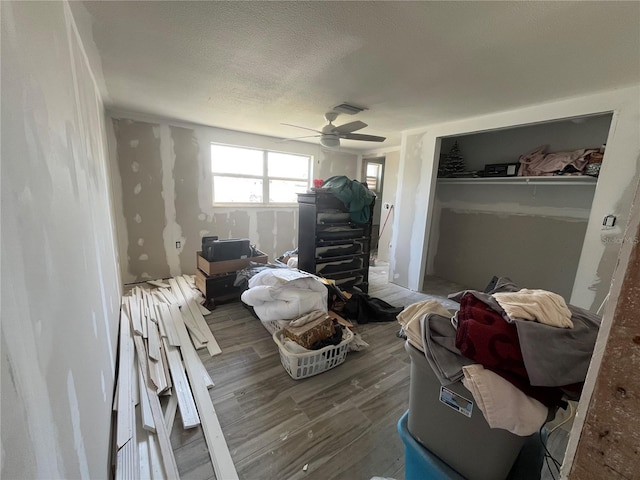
[439,386,473,418]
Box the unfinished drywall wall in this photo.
[390,130,438,288]
[1,2,121,478]
[108,113,359,283]
[434,209,589,299]
[430,182,597,298]
[392,86,639,310]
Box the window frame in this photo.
[211,143,312,206]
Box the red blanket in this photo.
[455,293,564,407]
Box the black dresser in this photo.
[297,191,375,292]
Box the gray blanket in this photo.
[449,278,601,387]
[419,312,472,385]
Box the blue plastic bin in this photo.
[397,411,465,480]
[398,410,547,480]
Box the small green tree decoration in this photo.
[439,141,465,177]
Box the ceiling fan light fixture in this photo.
[332,103,367,115]
[320,136,340,148]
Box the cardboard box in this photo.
[284,315,335,349]
[196,250,268,276]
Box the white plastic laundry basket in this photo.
[273,328,354,380]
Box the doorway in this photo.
[363,157,385,260]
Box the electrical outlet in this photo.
[175,241,181,249]
[383,202,392,210]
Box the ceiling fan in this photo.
[281,112,386,148]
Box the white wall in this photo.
[1,2,121,478]
[392,86,640,311]
[107,111,360,283]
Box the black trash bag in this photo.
[343,292,403,324]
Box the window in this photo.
[211,144,311,204]
[365,162,382,192]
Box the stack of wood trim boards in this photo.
[112,274,238,480]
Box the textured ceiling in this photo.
[79,1,640,151]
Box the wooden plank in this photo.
[139,293,148,339]
[115,436,138,480]
[168,278,208,346]
[136,413,151,480]
[155,305,167,338]
[176,276,222,357]
[160,288,179,305]
[131,349,139,407]
[147,318,161,361]
[126,296,143,336]
[159,340,172,391]
[163,393,178,435]
[113,372,119,412]
[148,431,167,480]
[152,291,168,305]
[159,304,181,347]
[171,301,239,480]
[116,308,134,449]
[138,367,155,433]
[202,364,215,390]
[162,337,200,429]
[133,335,180,480]
[197,302,212,316]
[148,279,171,289]
[145,291,157,323]
[147,357,159,391]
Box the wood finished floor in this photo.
[171,267,449,480]
[171,266,570,479]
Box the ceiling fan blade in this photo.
[276,134,322,143]
[332,120,367,134]
[281,123,323,134]
[342,133,386,142]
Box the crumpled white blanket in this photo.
[493,288,573,328]
[396,300,451,352]
[461,364,548,436]
[241,269,328,322]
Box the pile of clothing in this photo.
[518,145,604,177]
[398,277,601,436]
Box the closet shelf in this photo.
[437,176,597,186]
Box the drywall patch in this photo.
[171,126,202,275]
[137,238,144,246]
[139,254,149,261]
[159,125,182,277]
[229,210,250,239]
[256,211,276,254]
[113,119,168,280]
[275,210,296,257]
[66,372,90,480]
[129,140,139,148]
